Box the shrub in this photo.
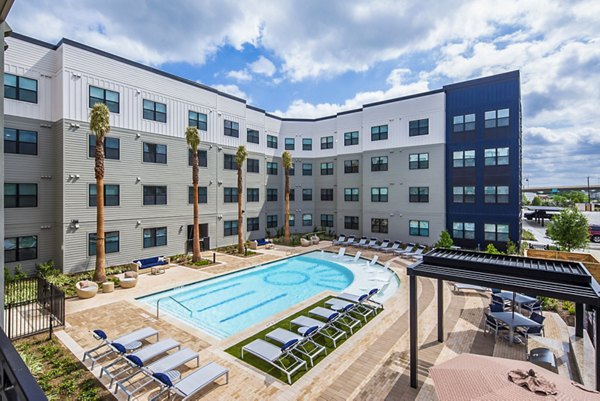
[434,230,454,249]
[539,296,558,312]
[484,243,504,255]
[521,229,536,241]
[36,260,60,278]
[506,240,518,255]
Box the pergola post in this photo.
[575,303,584,338]
[410,274,418,388]
[438,278,444,342]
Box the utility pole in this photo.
[588,176,592,211]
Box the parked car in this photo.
[590,225,600,243]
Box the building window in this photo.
[485,224,509,242]
[267,188,278,201]
[371,156,388,172]
[89,86,119,113]
[321,214,334,227]
[267,135,278,149]
[224,220,238,236]
[143,99,167,122]
[371,218,388,234]
[485,108,510,128]
[409,220,429,237]
[302,163,312,176]
[4,183,37,208]
[143,142,167,164]
[285,138,295,150]
[371,187,388,202]
[267,215,278,229]
[453,222,475,239]
[289,214,295,227]
[4,128,37,155]
[302,138,312,151]
[484,147,509,166]
[321,136,334,149]
[224,187,238,203]
[409,153,429,169]
[288,163,295,176]
[143,186,167,205]
[4,73,37,103]
[409,187,429,203]
[267,161,278,175]
[453,113,475,132]
[4,235,37,262]
[188,149,208,167]
[321,188,334,201]
[453,186,475,203]
[344,160,359,174]
[345,216,359,230]
[247,129,259,144]
[371,125,388,141]
[302,214,313,227]
[247,158,259,173]
[409,118,429,136]
[143,227,167,248]
[89,231,120,256]
[224,154,237,170]
[224,120,239,137]
[247,188,259,202]
[344,131,359,146]
[188,186,208,204]
[344,188,359,202]
[189,111,208,131]
[484,186,509,204]
[302,189,313,201]
[453,150,475,168]
[289,189,295,201]
[320,162,334,175]
[89,184,120,207]
[247,217,260,232]
[89,135,120,160]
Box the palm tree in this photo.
[282,151,292,245]
[186,127,202,262]
[235,145,248,254]
[89,103,110,283]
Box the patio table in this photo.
[489,311,542,345]
[497,291,537,313]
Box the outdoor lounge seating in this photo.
[484,313,509,339]
[76,280,98,299]
[452,283,490,293]
[131,256,169,272]
[371,239,390,250]
[310,235,320,245]
[82,327,159,369]
[301,238,311,247]
[401,245,426,259]
[339,289,383,312]
[358,237,377,248]
[365,255,379,267]
[333,247,346,258]
[521,300,543,315]
[381,241,402,253]
[489,303,504,313]
[332,234,345,245]
[340,236,355,246]
[290,315,347,347]
[151,362,229,401]
[309,306,362,334]
[517,311,545,340]
[325,298,374,322]
[492,294,511,310]
[250,238,274,249]
[119,271,138,289]
[241,339,307,384]
[353,236,368,247]
[348,251,362,263]
[393,243,415,255]
[266,326,327,367]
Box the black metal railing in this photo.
[4,277,65,340]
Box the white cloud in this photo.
[212,84,250,102]
[248,56,276,77]
[226,69,252,82]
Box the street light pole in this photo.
[588,176,592,211]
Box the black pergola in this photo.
[407,248,600,390]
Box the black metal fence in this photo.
[4,277,65,340]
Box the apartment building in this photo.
[3,33,521,274]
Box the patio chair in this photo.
[309,306,362,334]
[371,239,390,250]
[332,234,346,245]
[522,300,542,315]
[517,312,546,340]
[346,251,362,263]
[365,255,379,267]
[151,362,229,401]
[290,315,347,347]
[483,313,509,339]
[119,271,138,289]
[394,243,415,255]
[333,247,346,258]
[382,241,402,253]
[401,245,426,259]
[492,294,511,310]
[489,303,504,313]
[82,327,159,369]
[340,236,355,246]
[491,288,502,294]
[241,339,307,384]
[266,326,326,367]
[76,280,98,299]
[339,288,383,312]
[353,236,368,247]
[359,238,377,249]
[326,298,374,322]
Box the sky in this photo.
[7,0,600,187]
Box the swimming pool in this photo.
[138,251,398,339]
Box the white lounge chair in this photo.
[266,326,326,367]
[332,234,346,245]
[241,339,307,384]
[452,283,490,293]
[382,241,401,253]
[365,255,379,267]
[359,238,377,248]
[340,236,355,246]
[333,247,346,258]
[339,289,383,312]
[371,239,390,250]
[83,327,160,368]
[151,362,229,401]
[353,237,368,247]
[325,298,374,322]
[402,245,426,259]
[394,243,415,255]
[290,315,347,347]
[309,306,362,334]
[345,251,361,263]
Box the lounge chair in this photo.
[76,280,98,299]
[290,315,347,347]
[332,234,345,245]
[401,245,425,259]
[333,247,346,258]
[382,241,401,253]
[151,362,229,401]
[266,326,326,366]
[367,260,389,273]
[393,243,415,255]
[340,236,355,246]
[325,298,374,322]
[452,283,490,293]
[371,239,390,250]
[120,271,138,289]
[353,236,368,247]
[339,289,383,312]
[241,339,307,384]
[115,348,200,400]
[350,251,362,263]
[359,238,377,249]
[309,306,362,334]
[82,327,159,368]
[365,255,379,267]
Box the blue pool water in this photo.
[138,253,354,339]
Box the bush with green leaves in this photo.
[434,230,454,249]
[546,207,589,251]
[521,229,536,241]
[484,243,504,255]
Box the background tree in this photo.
[531,196,543,206]
[546,207,590,251]
[484,243,503,255]
[89,103,110,282]
[235,146,248,254]
[434,230,453,249]
[186,127,202,262]
[282,151,292,245]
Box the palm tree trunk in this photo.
[192,151,201,262]
[237,166,244,254]
[93,139,106,283]
[284,169,290,244]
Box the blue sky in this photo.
[7,0,600,187]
